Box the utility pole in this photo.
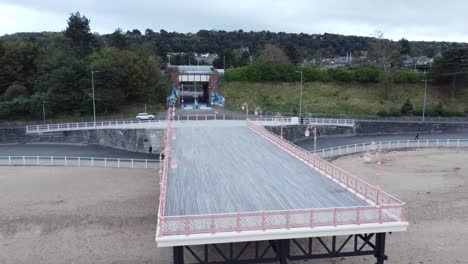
[422,70,428,122]
[223,55,226,70]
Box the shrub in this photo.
[328,68,355,82]
[392,70,424,83]
[400,98,414,115]
[3,84,29,100]
[354,66,381,83]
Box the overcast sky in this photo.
[0,0,467,42]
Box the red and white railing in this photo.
[157,107,174,236]
[155,119,405,238]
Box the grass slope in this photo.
[221,81,468,116]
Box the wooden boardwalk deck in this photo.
[164,126,368,217]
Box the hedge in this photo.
[224,64,425,85]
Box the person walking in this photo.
[414,131,419,140]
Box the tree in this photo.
[110,28,127,49]
[3,84,29,100]
[257,44,291,65]
[64,12,94,58]
[399,38,411,55]
[372,31,399,98]
[282,44,301,65]
[432,47,468,98]
[0,41,40,94]
[0,40,4,58]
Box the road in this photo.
[0,143,155,159]
[297,132,468,151]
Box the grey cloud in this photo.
[1,0,467,42]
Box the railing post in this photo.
[78,157,80,166]
[91,157,94,167]
[145,159,148,168]
[9,156,11,165]
[210,215,215,234]
[309,209,314,228]
[51,156,53,166]
[379,206,383,224]
[36,156,39,165]
[333,208,337,226]
[105,158,107,167]
[118,158,120,168]
[356,207,361,225]
[261,212,266,231]
[65,156,67,166]
[131,159,134,168]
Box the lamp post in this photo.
[254,106,263,117]
[295,68,304,119]
[304,124,317,155]
[42,98,48,124]
[422,70,428,122]
[241,102,249,120]
[91,66,102,123]
[274,113,284,138]
[363,141,382,205]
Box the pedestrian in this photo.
[149,146,153,153]
[414,131,419,140]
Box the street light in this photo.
[363,141,382,205]
[42,98,48,124]
[304,124,317,156]
[254,106,263,117]
[421,71,428,122]
[274,113,284,139]
[241,102,249,120]
[91,66,102,123]
[295,68,304,119]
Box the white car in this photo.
[136,113,155,120]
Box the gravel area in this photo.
[0,166,169,264]
[328,148,468,264]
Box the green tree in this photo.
[64,12,95,58]
[0,41,40,94]
[3,84,29,100]
[110,28,127,49]
[257,44,291,65]
[400,98,414,115]
[46,57,88,114]
[432,48,468,98]
[282,44,301,65]
[399,38,411,55]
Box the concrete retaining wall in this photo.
[266,125,354,142]
[0,128,165,154]
[267,121,468,142]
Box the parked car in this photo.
[136,113,155,120]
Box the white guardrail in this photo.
[317,139,468,158]
[26,116,355,133]
[0,156,159,169]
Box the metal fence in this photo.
[0,156,159,169]
[156,120,405,238]
[26,116,355,133]
[317,139,468,158]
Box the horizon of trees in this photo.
[1,11,468,120]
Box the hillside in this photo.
[221,81,468,116]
